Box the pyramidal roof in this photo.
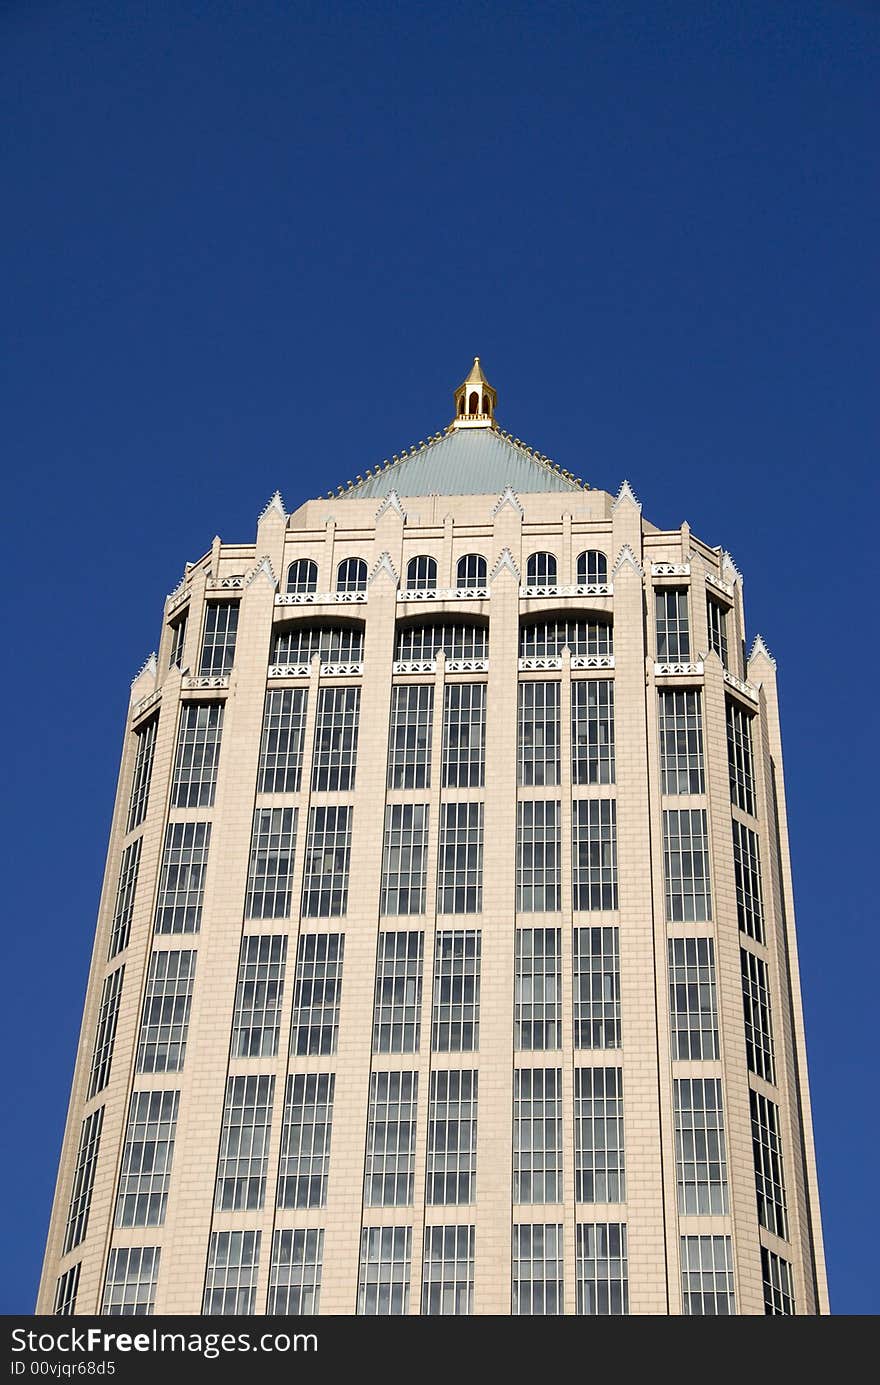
[333,359,587,499]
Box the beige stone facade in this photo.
[37,370,828,1316]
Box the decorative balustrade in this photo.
[396,587,489,602]
[131,689,161,720]
[706,572,735,599]
[444,658,489,673]
[167,586,190,614]
[206,575,244,590]
[723,669,759,702]
[182,674,230,690]
[651,562,690,577]
[393,659,437,674]
[519,584,612,599]
[518,655,562,671]
[570,654,615,670]
[275,590,367,605]
[320,662,364,677]
[268,664,311,679]
[653,661,704,677]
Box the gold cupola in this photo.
[452,356,497,428]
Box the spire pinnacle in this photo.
[452,356,497,429]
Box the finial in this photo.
[452,356,497,429]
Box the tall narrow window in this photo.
[751,1089,788,1240]
[733,820,764,942]
[301,806,351,917]
[432,930,481,1052]
[171,703,223,807]
[422,1226,475,1315]
[515,929,561,1049]
[518,682,560,786]
[268,1229,324,1314]
[680,1236,735,1315]
[168,610,187,669]
[707,597,729,668]
[387,685,433,789]
[727,700,756,814]
[573,927,621,1049]
[336,556,367,592]
[525,552,557,587]
[53,1264,81,1316]
[373,932,423,1053]
[231,935,287,1057]
[154,822,211,934]
[574,1068,625,1202]
[380,804,429,915]
[214,1075,275,1212]
[203,1232,260,1315]
[576,1224,628,1315]
[115,1090,179,1228]
[442,683,486,787]
[658,690,705,794]
[199,601,239,676]
[456,554,487,588]
[258,687,307,793]
[512,1225,563,1315]
[674,1078,728,1215]
[741,948,776,1082]
[245,808,297,919]
[426,1069,478,1204]
[286,557,318,595]
[572,680,614,785]
[437,803,483,913]
[520,619,612,660]
[514,1068,562,1204]
[102,1247,160,1316]
[516,802,561,912]
[358,1227,411,1315]
[663,809,711,921]
[136,950,196,1073]
[108,838,142,959]
[290,933,344,1056]
[126,716,157,832]
[277,1073,334,1209]
[572,799,618,910]
[87,966,124,1098]
[762,1248,795,1315]
[364,1071,418,1206]
[655,588,690,662]
[406,555,437,590]
[668,938,719,1060]
[63,1107,104,1255]
[312,686,360,790]
[576,550,608,585]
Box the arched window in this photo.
[468,391,479,414]
[286,558,318,594]
[456,554,487,588]
[458,396,465,416]
[406,555,438,591]
[526,552,558,586]
[336,557,368,593]
[576,550,608,585]
[482,393,490,414]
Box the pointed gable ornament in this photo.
[130,651,157,689]
[612,479,642,513]
[748,633,776,668]
[375,490,406,522]
[489,547,521,584]
[611,543,644,578]
[258,490,286,522]
[368,551,400,586]
[722,550,743,583]
[245,555,278,589]
[491,485,524,518]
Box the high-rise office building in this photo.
[39,360,827,1315]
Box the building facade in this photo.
[38,361,828,1316]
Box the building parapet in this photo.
[706,572,735,599]
[275,591,368,606]
[182,674,230,690]
[654,661,704,677]
[723,668,759,703]
[397,587,489,602]
[520,583,612,598]
[651,563,690,577]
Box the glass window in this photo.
[515,928,561,1050]
[668,938,719,1060]
[518,681,560,786]
[231,935,287,1057]
[707,597,729,668]
[572,680,614,785]
[171,703,223,808]
[364,1071,418,1207]
[63,1108,104,1255]
[733,819,764,942]
[575,1068,625,1202]
[258,688,307,793]
[286,558,318,594]
[203,1231,260,1316]
[277,1073,334,1210]
[396,622,487,662]
[573,927,621,1049]
[312,686,360,791]
[136,949,196,1073]
[268,1229,324,1314]
[456,554,487,588]
[572,799,618,910]
[168,611,187,670]
[53,1263,80,1317]
[336,557,367,592]
[514,1068,562,1204]
[381,804,429,915]
[214,1075,275,1212]
[576,550,608,585]
[373,931,423,1053]
[87,965,124,1098]
[525,552,557,586]
[576,1223,628,1315]
[674,1078,729,1215]
[751,1089,788,1240]
[426,1069,477,1205]
[741,948,775,1083]
[680,1236,735,1315]
[154,822,211,934]
[512,1225,563,1315]
[245,808,297,919]
[102,1247,160,1316]
[437,803,483,914]
[127,715,157,832]
[432,930,481,1052]
[387,685,433,789]
[727,700,756,814]
[199,602,239,677]
[442,683,486,787]
[108,838,142,959]
[358,1227,412,1315]
[301,805,352,917]
[762,1248,795,1316]
[406,555,437,590]
[272,624,364,666]
[655,588,690,662]
[520,620,612,659]
[517,801,562,912]
[290,933,344,1056]
[663,809,711,922]
[658,690,704,794]
[115,1090,179,1228]
[422,1225,475,1315]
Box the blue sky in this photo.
[1,0,877,1314]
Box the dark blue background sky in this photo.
[2,0,877,1314]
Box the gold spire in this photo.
[452,356,497,428]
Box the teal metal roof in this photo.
[337,426,584,499]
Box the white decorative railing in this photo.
[269,664,311,679]
[519,656,562,671]
[723,669,758,702]
[206,575,244,590]
[131,689,161,720]
[396,587,489,602]
[393,659,437,674]
[445,658,489,673]
[268,661,364,679]
[706,572,734,599]
[654,661,704,677]
[519,584,613,599]
[275,590,367,605]
[571,655,615,670]
[651,563,690,577]
[321,662,364,677]
[167,586,190,614]
[182,674,230,689]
